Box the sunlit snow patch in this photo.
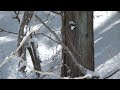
[94,11,117,29]
[0,36,15,44]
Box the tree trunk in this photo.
[18,11,41,77]
[61,11,94,77]
[27,35,41,77]
[18,11,34,73]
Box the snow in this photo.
[94,11,120,78]
[1,11,120,79]
[94,11,117,29]
[69,21,75,25]
[18,56,27,71]
[24,25,28,34]
[0,11,62,79]
[69,21,76,30]
[71,26,75,30]
[0,36,15,43]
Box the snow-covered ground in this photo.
[94,11,120,78]
[0,11,62,79]
[1,11,120,79]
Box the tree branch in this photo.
[51,11,62,16]
[35,14,92,75]
[102,68,120,79]
[35,14,61,42]
[0,28,18,35]
[37,33,61,44]
[0,24,39,69]
[13,11,20,23]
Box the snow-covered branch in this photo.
[35,14,95,77]
[0,26,40,69]
[35,14,119,79]
[17,56,62,79]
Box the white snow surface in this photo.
[1,11,120,79]
[0,11,62,79]
[94,11,120,79]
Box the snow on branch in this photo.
[35,14,119,79]
[35,14,97,77]
[0,24,40,69]
[16,56,62,79]
[102,68,120,79]
[1,12,118,79]
[0,24,62,79]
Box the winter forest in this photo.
[0,11,120,79]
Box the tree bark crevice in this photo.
[61,11,94,77]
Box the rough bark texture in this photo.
[61,11,94,77]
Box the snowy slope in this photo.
[0,11,62,79]
[0,11,19,78]
[1,11,120,79]
[94,11,120,78]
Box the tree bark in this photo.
[18,11,34,73]
[18,11,41,77]
[61,11,94,77]
[27,35,41,77]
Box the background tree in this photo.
[18,11,41,77]
[61,11,94,77]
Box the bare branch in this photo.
[0,25,39,69]
[13,11,20,23]
[51,11,62,16]
[0,28,18,35]
[37,33,61,44]
[35,14,61,42]
[18,57,62,79]
[103,68,120,79]
[35,14,92,75]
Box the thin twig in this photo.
[35,13,57,34]
[0,28,18,35]
[103,68,120,79]
[35,14,61,42]
[0,25,39,69]
[37,33,61,44]
[13,11,20,23]
[35,14,90,75]
[51,11,62,16]
[19,58,62,79]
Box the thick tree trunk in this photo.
[61,11,94,77]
